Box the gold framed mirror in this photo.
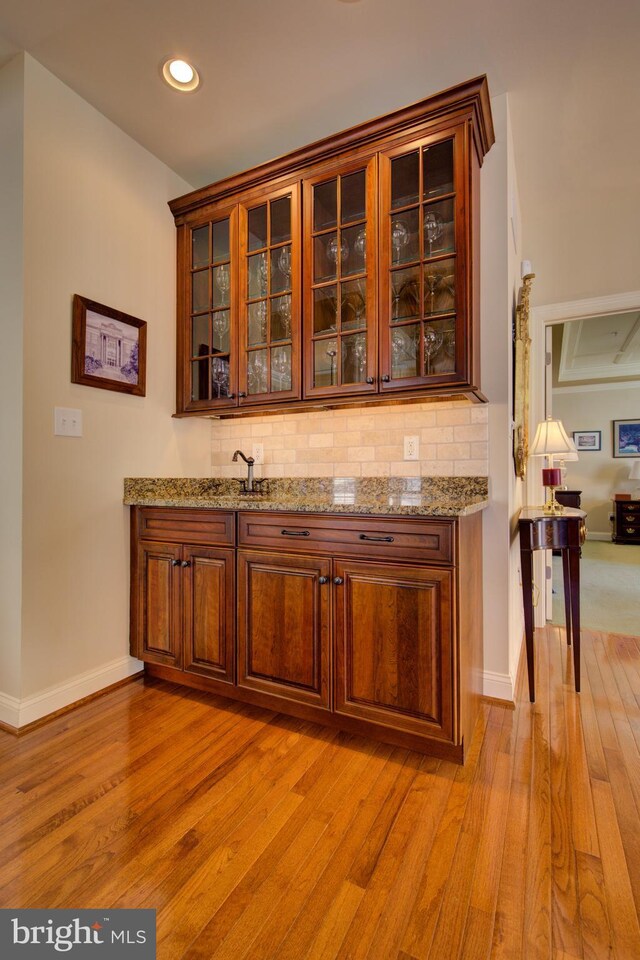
[513,273,534,479]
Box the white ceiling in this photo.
[1,0,639,300]
[556,312,640,385]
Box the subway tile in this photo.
[389,461,421,476]
[361,461,391,477]
[374,445,404,461]
[470,405,489,423]
[309,433,334,447]
[271,421,298,435]
[470,441,489,458]
[454,424,488,442]
[333,432,363,447]
[455,459,489,476]
[334,462,361,477]
[437,407,470,426]
[251,422,273,436]
[346,414,375,431]
[347,446,376,461]
[306,463,334,477]
[422,460,454,476]
[420,426,453,444]
[437,442,470,460]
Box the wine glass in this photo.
[211,357,228,398]
[424,211,444,257]
[325,342,338,386]
[213,311,229,352]
[391,220,409,262]
[444,327,455,358]
[424,327,444,375]
[278,246,291,282]
[216,263,230,301]
[354,227,367,265]
[326,235,349,266]
[353,335,367,381]
[425,272,441,315]
[278,296,291,338]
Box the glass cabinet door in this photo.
[379,129,464,391]
[186,207,238,408]
[238,186,300,404]
[303,158,377,397]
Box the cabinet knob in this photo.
[181,560,191,568]
[381,374,390,382]
[171,559,180,566]
[318,576,329,585]
[227,393,236,400]
[238,391,247,398]
[365,376,374,384]
[333,577,344,585]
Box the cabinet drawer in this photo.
[238,512,453,564]
[135,507,235,546]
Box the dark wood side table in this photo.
[518,507,586,702]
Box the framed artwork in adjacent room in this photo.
[572,430,601,452]
[71,294,147,396]
[613,419,640,458]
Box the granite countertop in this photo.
[123,476,489,517]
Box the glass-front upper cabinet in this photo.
[183,205,238,410]
[379,127,466,392]
[238,185,301,404]
[303,158,377,398]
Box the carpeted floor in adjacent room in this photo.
[552,538,640,636]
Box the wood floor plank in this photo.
[1,624,639,959]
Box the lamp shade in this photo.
[530,417,574,457]
[629,460,640,481]
[554,437,579,465]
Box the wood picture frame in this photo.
[512,273,534,478]
[72,294,146,396]
[613,419,640,458]
[572,430,601,452]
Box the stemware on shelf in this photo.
[424,327,444,375]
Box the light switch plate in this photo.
[54,407,83,437]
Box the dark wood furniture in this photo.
[554,489,581,509]
[518,507,586,702]
[130,506,483,762]
[169,76,494,417]
[612,498,640,544]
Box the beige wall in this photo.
[13,56,211,713]
[213,401,488,479]
[553,382,640,535]
[0,55,24,705]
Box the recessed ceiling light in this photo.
[162,58,200,92]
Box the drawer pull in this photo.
[281,529,310,537]
[625,515,636,522]
[625,527,637,534]
[359,534,395,543]
[318,576,329,585]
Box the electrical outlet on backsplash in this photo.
[211,400,488,479]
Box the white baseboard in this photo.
[482,670,514,702]
[0,655,144,729]
[586,532,611,541]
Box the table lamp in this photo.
[629,459,640,494]
[530,417,574,513]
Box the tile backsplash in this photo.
[211,400,488,479]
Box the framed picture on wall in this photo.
[613,419,640,457]
[572,430,601,452]
[71,294,147,396]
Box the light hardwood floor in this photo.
[1,625,640,959]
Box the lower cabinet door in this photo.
[183,546,236,683]
[333,559,454,742]
[137,541,183,668]
[237,550,331,708]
